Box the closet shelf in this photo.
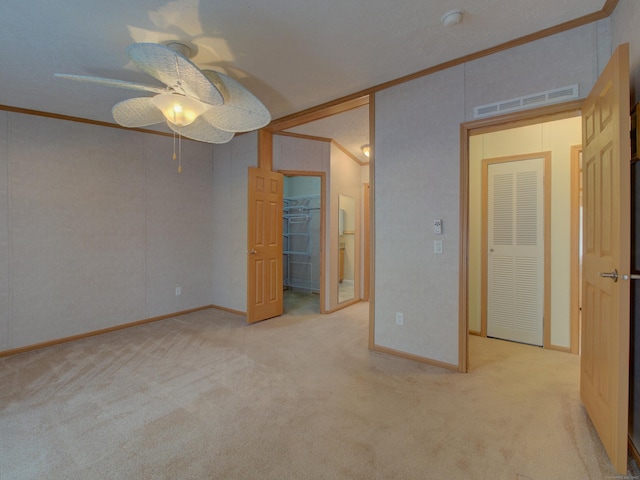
[284,194,320,203]
[283,193,319,293]
[284,207,320,212]
[283,260,314,291]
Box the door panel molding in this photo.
[247,167,284,323]
[580,42,630,474]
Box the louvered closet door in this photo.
[487,158,544,346]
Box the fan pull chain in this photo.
[171,110,181,173]
[173,129,177,162]
[178,132,182,174]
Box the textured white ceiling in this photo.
[0,0,606,155]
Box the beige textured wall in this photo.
[1,112,214,351]
[468,117,582,349]
[210,132,258,313]
[0,112,8,350]
[373,21,609,367]
[375,65,465,366]
[464,23,605,122]
[273,135,331,173]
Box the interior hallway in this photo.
[1,301,637,479]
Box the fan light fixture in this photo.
[55,42,272,172]
[361,144,371,158]
[152,93,209,127]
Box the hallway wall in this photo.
[211,132,258,313]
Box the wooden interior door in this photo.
[580,42,631,474]
[247,167,284,323]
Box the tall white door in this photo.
[486,157,545,346]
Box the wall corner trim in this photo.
[370,343,459,372]
[0,305,215,358]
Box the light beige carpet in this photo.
[0,295,636,479]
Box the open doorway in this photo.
[464,107,583,364]
[266,97,371,314]
[283,173,324,315]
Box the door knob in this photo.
[248,249,258,255]
[600,269,618,282]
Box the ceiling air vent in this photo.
[473,84,579,119]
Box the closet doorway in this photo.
[268,96,370,313]
[466,108,583,354]
[282,172,326,314]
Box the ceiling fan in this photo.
[55,42,271,144]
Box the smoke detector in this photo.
[441,9,464,27]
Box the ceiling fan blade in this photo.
[54,73,165,94]
[167,117,234,144]
[127,43,223,106]
[112,97,166,128]
[200,70,271,132]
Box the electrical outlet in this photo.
[175,286,182,296]
[395,312,404,326]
